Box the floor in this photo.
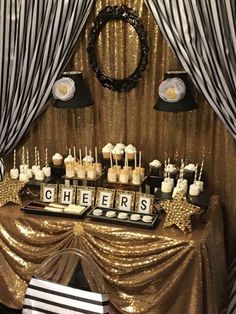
[0,260,90,313]
[0,303,21,313]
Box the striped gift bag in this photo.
[23,276,109,314]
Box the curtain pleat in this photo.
[0,0,95,180]
[145,0,236,140]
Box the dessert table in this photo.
[0,196,226,313]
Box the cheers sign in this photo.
[40,184,154,214]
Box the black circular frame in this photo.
[87,5,149,92]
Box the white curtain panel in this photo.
[0,0,94,179]
[145,0,236,140]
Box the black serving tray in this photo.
[87,207,159,229]
[21,201,91,219]
[154,188,212,210]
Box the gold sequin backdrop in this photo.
[5,0,236,261]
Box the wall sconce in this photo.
[154,71,197,112]
[52,71,92,109]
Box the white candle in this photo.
[85,146,88,157]
[73,146,76,160]
[134,153,137,168]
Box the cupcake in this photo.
[184,163,197,172]
[115,143,126,150]
[102,143,113,159]
[52,153,63,166]
[149,159,162,176]
[112,146,124,161]
[164,163,177,174]
[125,144,136,160]
[184,163,197,184]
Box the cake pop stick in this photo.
[73,146,76,160]
[22,146,25,165]
[194,163,198,184]
[110,152,113,168]
[69,148,71,156]
[139,151,142,168]
[34,146,37,165]
[124,152,127,168]
[79,148,82,164]
[179,162,184,182]
[45,148,48,167]
[167,157,170,165]
[198,159,204,181]
[164,158,167,177]
[85,146,88,157]
[37,151,40,168]
[95,147,98,164]
[13,149,16,169]
[26,149,29,166]
[89,149,92,165]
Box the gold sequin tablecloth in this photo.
[0,196,226,313]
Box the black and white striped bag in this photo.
[23,276,109,314]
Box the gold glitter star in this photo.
[0,172,25,207]
[160,191,201,233]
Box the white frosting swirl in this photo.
[112,147,124,155]
[165,163,177,173]
[115,143,126,150]
[52,153,63,160]
[102,143,114,153]
[149,159,162,168]
[184,163,197,171]
[125,144,136,153]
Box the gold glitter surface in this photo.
[0,196,226,313]
[4,0,235,261]
[73,223,84,236]
[0,173,25,207]
[161,191,201,233]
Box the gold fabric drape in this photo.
[4,1,236,259]
[0,196,226,313]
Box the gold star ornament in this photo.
[0,172,25,207]
[160,191,201,233]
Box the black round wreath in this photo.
[87,5,149,92]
